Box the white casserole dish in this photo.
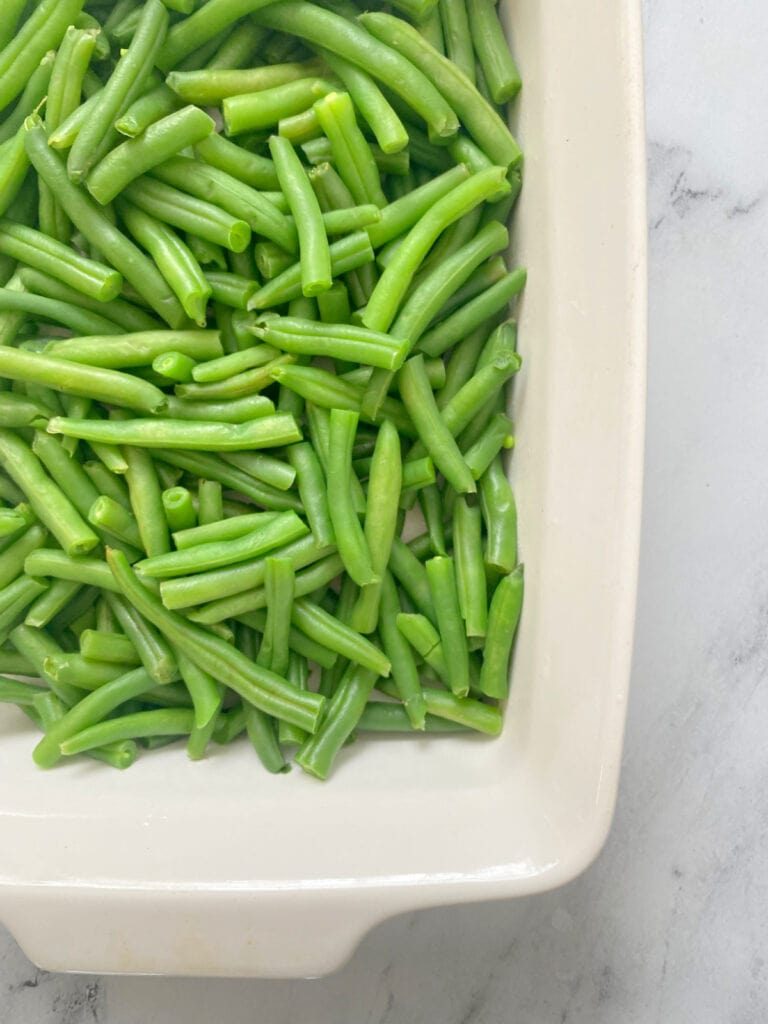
[0,0,646,978]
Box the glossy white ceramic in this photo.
[0,0,646,978]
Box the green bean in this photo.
[258,320,408,370]
[60,707,194,755]
[31,665,155,768]
[190,548,343,624]
[172,511,277,551]
[417,3,445,50]
[425,555,469,696]
[276,651,309,746]
[279,106,322,144]
[46,330,221,370]
[186,233,228,271]
[287,442,334,548]
[0,648,37,676]
[223,78,332,136]
[478,455,517,574]
[0,673,43,706]
[67,0,169,182]
[26,577,83,630]
[0,288,120,338]
[349,419,401,632]
[24,124,186,328]
[194,132,279,191]
[248,230,374,309]
[358,703,466,732]
[164,395,275,426]
[46,88,104,151]
[11,623,86,707]
[436,323,489,407]
[359,13,522,167]
[363,167,508,333]
[87,495,143,550]
[463,412,514,479]
[254,242,293,281]
[379,678,500,734]
[438,0,474,82]
[454,495,487,638]
[467,0,521,103]
[257,557,295,678]
[0,576,48,641]
[398,355,475,493]
[0,51,55,149]
[253,1,459,138]
[196,479,223,527]
[157,0,279,70]
[295,662,376,779]
[0,431,98,557]
[51,412,299,453]
[17,269,161,334]
[30,431,100,522]
[174,649,221,731]
[169,58,323,104]
[123,444,170,558]
[90,440,131,477]
[316,281,351,326]
[0,0,84,114]
[327,410,376,587]
[104,591,178,685]
[44,653,126,691]
[364,227,507,416]
[479,564,523,699]
[269,134,332,298]
[418,269,526,356]
[0,0,36,62]
[80,629,140,666]
[160,487,195,534]
[270,364,413,436]
[0,220,121,302]
[0,394,51,430]
[154,447,302,511]
[385,537,433,622]
[152,351,196,384]
[318,48,408,155]
[205,17,270,69]
[186,685,223,759]
[204,272,257,311]
[40,26,98,242]
[115,84,180,138]
[122,204,209,325]
[379,571,426,727]
[90,106,216,207]
[0,129,30,220]
[81,464,128,507]
[222,450,296,492]
[137,510,307,578]
[418,484,447,556]
[314,91,387,208]
[107,549,326,732]
[395,611,449,681]
[190,346,277,384]
[147,157,294,253]
[24,548,118,593]
[291,597,390,676]
[0,508,31,541]
[122,176,251,254]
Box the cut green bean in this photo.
[137,510,307,578]
[16,268,161,334]
[115,84,180,138]
[467,0,521,103]
[454,496,487,638]
[295,663,376,779]
[269,134,332,298]
[162,487,197,534]
[417,269,526,356]
[426,555,469,697]
[88,495,143,550]
[123,444,170,558]
[104,591,178,685]
[479,564,523,699]
[79,629,140,666]
[327,409,377,587]
[314,91,387,208]
[479,455,517,574]
[195,131,279,190]
[224,78,335,136]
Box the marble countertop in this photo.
[0,1,764,1020]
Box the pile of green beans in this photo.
[0,0,525,780]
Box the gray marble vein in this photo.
[0,0,765,1019]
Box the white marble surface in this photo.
[0,1,766,1019]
